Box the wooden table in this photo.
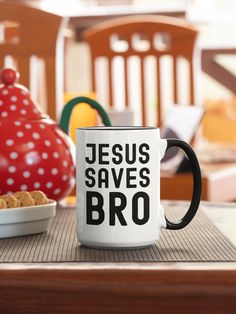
[0,202,236,313]
[161,162,236,202]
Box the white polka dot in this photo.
[53,152,59,159]
[0,100,3,106]
[7,178,14,185]
[6,139,14,146]
[32,132,40,139]
[25,123,32,129]
[17,131,24,138]
[23,171,31,178]
[8,166,16,173]
[44,140,51,146]
[39,123,46,129]
[14,121,21,126]
[10,104,17,111]
[2,89,9,95]
[38,168,45,175]
[25,157,34,165]
[23,99,29,105]
[63,160,68,167]
[42,152,48,159]
[10,152,18,159]
[62,175,68,181]
[34,182,41,189]
[56,138,62,145]
[20,184,28,191]
[11,96,17,102]
[20,109,27,115]
[27,142,35,149]
[1,111,8,118]
[46,182,53,188]
[51,168,58,175]
[53,188,61,195]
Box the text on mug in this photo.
[84,143,152,226]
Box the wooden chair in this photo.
[83,15,199,126]
[0,2,67,119]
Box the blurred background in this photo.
[2,0,236,201]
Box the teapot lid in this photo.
[0,68,45,120]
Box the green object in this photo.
[59,96,112,134]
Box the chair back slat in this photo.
[0,2,65,119]
[84,15,199,126]
[173,57,178,104]
[91,58,96,93]
[189,60,195,105]
[156,57,162,126]
[16,56,30,89]
[108,58,114,107]
[140,57,146,126]
[124,57,129,108]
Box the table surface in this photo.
[0,201,236,270]
[1,201,236,313]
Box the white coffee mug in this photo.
[76,126,201,248]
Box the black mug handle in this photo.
[164,139,202,230]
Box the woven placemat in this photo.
[0,205,236,263]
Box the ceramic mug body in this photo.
[76,126,201,248]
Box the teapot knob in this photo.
[0,68,19,85]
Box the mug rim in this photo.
[76,126,158,131]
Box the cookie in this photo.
[14,191,35,207]
[0,194,20,208]
[30,191,49,205]
[0,199,7,209]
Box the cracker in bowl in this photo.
[0,194,20,208]
[0,199,7,209]
[0,190,51,208]
[30,191,49,205]
[14,191,35,207]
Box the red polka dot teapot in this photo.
[0,68,111,201]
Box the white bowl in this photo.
[0,200,56,238]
